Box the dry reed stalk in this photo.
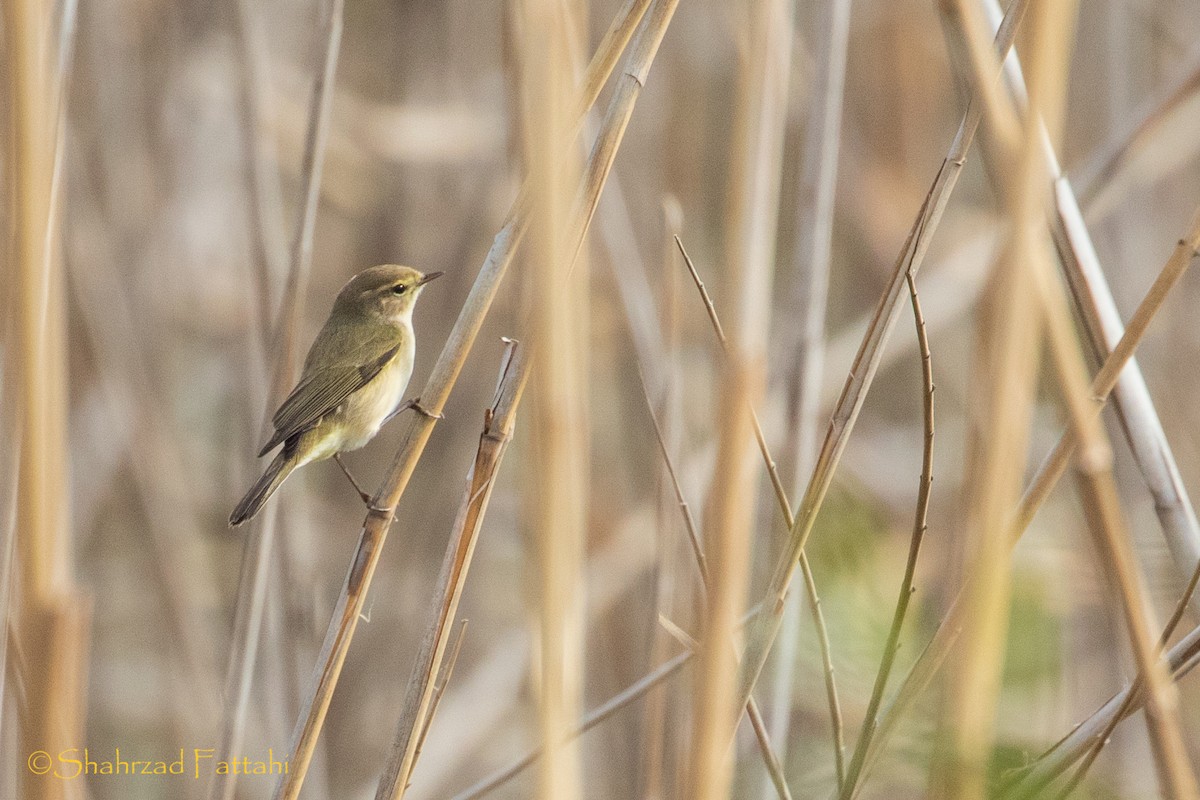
[729,0,1033,729]
[1052,556,1200,799]
[1052,179,1200,591]
[4,0,90,797]
[687,362,765,800]
[770,0,852,788]
[632,364,791,800]
[1037,256,1199,800]
[864,6,1200,796]
[270,3,676,797]
[949,4,1197,789]
[688,1,793,791]
[636,198,686,799]
[935,2,1061,795]
[675,238,844,791]
[970,0,1200,605]
[212,4,344,800]
[0,394,19,732]
[1003,594,1200,795]
[838,272,934,800]
[848,3,1200,786]
[520,2,588,794]
[376,342,527,800]
[855,205,1200,796]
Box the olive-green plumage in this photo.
[230,265,442,526]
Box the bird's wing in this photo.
[258,328,404,456]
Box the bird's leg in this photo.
[384,396,445,425]
[333,453,381,510]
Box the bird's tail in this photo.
[229,452,297,527]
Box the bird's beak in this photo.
[416,271,444,287]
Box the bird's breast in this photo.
[335,340,414,451]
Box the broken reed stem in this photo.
[413,619,469,765]
[270,3,677,797]
[838,271,933,800]
[214,3,343,800]
[676,236,845,786]
[728,0,1033,732]
[377,343,526,800]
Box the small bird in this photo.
[229,265,443,526]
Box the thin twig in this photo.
[676,236,846,783]
[632,366,790,799]
[746,700,795,800]
[634,363,710,589]
[452,651,692,800]
[450,604,764,800]
[837,271,934,800]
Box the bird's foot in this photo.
[395,396,445,421]
[333,454,395,515]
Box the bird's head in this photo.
[334,264,443,325]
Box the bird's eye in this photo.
[391,284,408,295]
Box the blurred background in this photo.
[5,0,1200,798]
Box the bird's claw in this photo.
[402,397,445,420]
